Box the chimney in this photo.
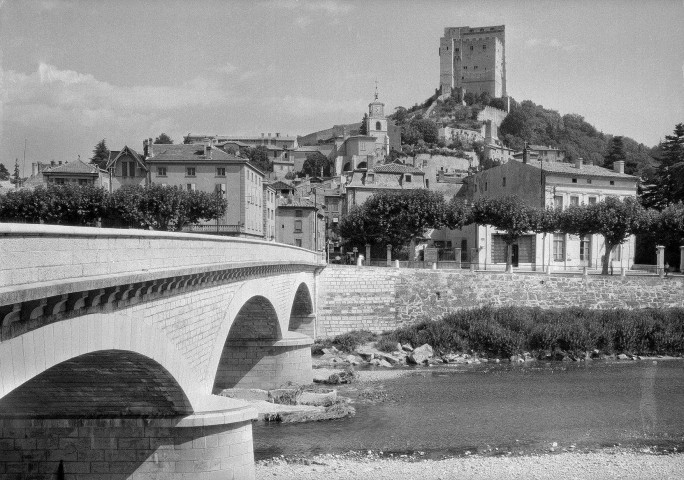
[51,160,56,167]
[276,132,280,138]
[147,138,154,158]
[143,139,148,157]
[575,157,583,169]
[261,133,265,145]
[268,133,272,145]
[58,161,62,165]
[204,139,211,158]
[522,145,529,164]
[614,160,624,174]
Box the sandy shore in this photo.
[256,451,684,480]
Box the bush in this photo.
[376,306,684,358]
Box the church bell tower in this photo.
[367,82,389,157]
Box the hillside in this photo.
[388,93,657,176]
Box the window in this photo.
[216,167,226,176]
[295,239,302,247]
[580,235,591,262]
[122,161,135,177]
[157,167,167,176]
[186,167,196,177]
[572,178,577,183]
[186,183,196,191]
[570,196,579,206]
[588,197,597,205]
[294,220,302,232]
[78,179,89,186]
[483,44,487,50]
[502,177,506,187]
[55,178,65,185]
[405,174,412,183]
[464,66,468,70]
[376,121,381,130]
[610,181,615,185]
[470,45,474,51]
[330,201,339,212]
[455,48,459,52]
[553,234,565,261]
[461,239,468,262]
[613,245,621,261]
[215,183,226,197]
[554,195,563,210]
[474,65,478,70]
[295,209,303,217]
[587,179,592,184]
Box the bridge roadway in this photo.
[0,224,324,479]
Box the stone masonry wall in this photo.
[316,265,684,337]
[0,417,254,480]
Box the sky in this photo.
[0,0,682,176]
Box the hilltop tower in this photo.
[439,25,506,98]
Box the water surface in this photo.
[254,360,684,459]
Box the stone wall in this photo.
[0,417,254,480]
[315,265,684,337]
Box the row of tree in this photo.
[339,190,684,275]
[0,184,227,231]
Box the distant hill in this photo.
[387,93,657,177]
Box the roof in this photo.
[277,197,318,208]
[43,159,102,175]
[186,134,298,142]
[529,145,564,152]
[522,159,637,179]
[107,146,146,170]
[372,163,425,175]
[146,144,240,163]
[270,180,295,191]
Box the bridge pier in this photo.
[0,410,256,479]
[214,334,313,391]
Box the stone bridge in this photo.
[0,224,323,479]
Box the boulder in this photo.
[401,343,414,352]
[369,358,381,366]
[407,344,433,364]
[356,345,377,361]
[376,352,402,365]
[378,359,393,368]
[322,347,340,355]
[617,353,631,360]
[345,355,360,366]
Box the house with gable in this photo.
[106,144,149,191]
[42,157,110,189]
[344,163,426,212]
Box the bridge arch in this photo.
[0,312,215,412]
[288,281,316,337]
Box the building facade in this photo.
[437,157,638,271]
[439,25,506,98]
[276,198,325,251]
[42,158,110,189]
[344,163,426,211]
[106,145,148,192]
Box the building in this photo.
[439,25,506,98]
[344,163,426,211]
[334,135,378,173]
[184,133,298,150]
[512,145,566,163]
[438,125,485,145]
[438,155,638,271]
[106,145,148,191]
[276,197,325,251]
[263,182,276,241]
[41,157,110,189]
[291,145,335,176]
[145,140,267,238]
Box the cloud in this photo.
[266,0,354,15]
[525,37,578,52]
[264,95,365,117]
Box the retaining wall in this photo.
[316,265,684,337]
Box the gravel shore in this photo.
[256,451,684,479]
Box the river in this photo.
[254,360,684,460]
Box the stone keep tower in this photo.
[439,25,506,98]
[366,86,389,158]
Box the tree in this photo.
[0,163,9,181]
[245,145,271,173]
[359,113,369,135]
[11,159,21,186]
[339,190,449,257]
[301,152,331,177]
[560,197,650,275]
[154,133,173,144]
[642,123,684,208]
[604,136,626,170]
[90,139,110,169]
[412,119,439,145]
[471,196,539,272]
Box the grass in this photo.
[375,306,684,358]
[312,330,377,354]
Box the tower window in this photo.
[376,121,381,130]
[483,45,487,50]
[470,45,474,51]
[455,48,459,52]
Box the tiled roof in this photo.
[373,163,424,174]
[107,146,145,170]
[277,197,318,208]
[147,144,240,162]
[523,160,636,179]
[271,180,295,190]
[43,159,101,175]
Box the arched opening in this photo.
[213,296,286,391]
[357,161,367,170]
[0,350,192,418]
[288,283,315,337]
[375,121,382,131]
[343,162,351,172]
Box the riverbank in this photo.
[256,449,684,479]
